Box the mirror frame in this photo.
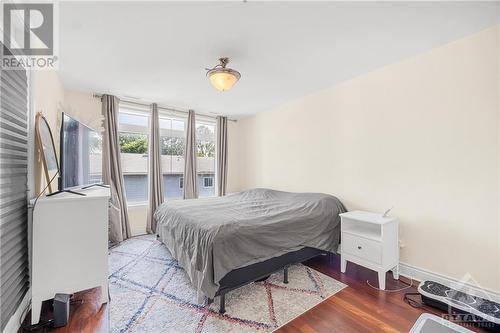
[35,112,59,193]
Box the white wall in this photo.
[229,26,500,291]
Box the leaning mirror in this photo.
[35,112,59,193]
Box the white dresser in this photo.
[31,187,110,324]
[339,211,399,290]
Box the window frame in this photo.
[196,119,217,196]
[118,106,150,134]
[118,108,150,206]
[159,112,187,200]
[117,105,220,202]
[203,176,214,188]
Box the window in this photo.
[196,121,216,197]
[203,176,214,188]
[116,108,216,201]
[118,110,149,203]
[160,115,186,199]
[88,132,103,184]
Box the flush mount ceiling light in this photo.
[206,57,241,92]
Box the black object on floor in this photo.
[53,293,71,328]
[418,280,500,331]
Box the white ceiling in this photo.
[59,1,499,118]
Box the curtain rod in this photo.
[93,93,237,122]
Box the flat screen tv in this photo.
[59,112,103,190]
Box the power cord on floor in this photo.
[21,319,54,331]
[19,299,54,331]
[19,300,31,327]
[70,299,84,306]
[403,292,444,317]
[19,294,84,331]
[366,276,414,292]
[383,280,468,322]
[404,292,423,308]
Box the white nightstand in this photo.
[339,210,399,290]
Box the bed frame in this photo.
[208,247,327,313]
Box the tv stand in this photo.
[81,183,109,190]
[46,189,86,197]
[31,186,110,325]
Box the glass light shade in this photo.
[208,69,240,92]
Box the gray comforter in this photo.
[155,188,346,300]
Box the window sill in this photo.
[127,202,148,207]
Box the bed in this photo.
[154,188,346,313]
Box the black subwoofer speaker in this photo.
[52,293,70,328]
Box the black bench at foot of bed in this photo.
[207,247,327,313]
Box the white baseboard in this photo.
[398,262,500,303]
[2,289,30,333]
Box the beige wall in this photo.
[229,26,500,291]
[32,70,104,194]
[128,205,147,236]
[32,76,102,146]
[32,70,65,194]
[63,91,103,132]
[227,120,243,193]
[32,71,65,138]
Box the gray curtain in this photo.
[102,95,131,243]
[183,110,198,199]
[216,116,228,196]
[147,103,164,233]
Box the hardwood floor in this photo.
[20,254,491,333]
[19,288,108,333]
[279,255,489,333]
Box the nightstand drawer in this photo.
[342,233,382,264]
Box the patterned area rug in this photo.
[109,235,347,333]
